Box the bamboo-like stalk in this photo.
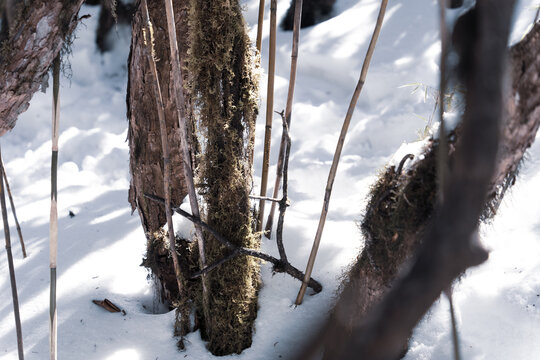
[295,0,388,305]
[162,0,210,326]
[141,0,184,295]
[49,54,60,360]
[0,146,26,258]
[257,0,277,235]
[1,153,24,360]
[264,0,303,238]
[256,0,265,53]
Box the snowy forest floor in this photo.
[0,1,539,359]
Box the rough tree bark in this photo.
[127,0,196,303]
[127,0,190,236]
[128,0,260,354]
[0,0,85,135]
[300,4,539,359]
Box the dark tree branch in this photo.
[300,1,517,359]
[144,193,323,293]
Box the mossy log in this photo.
[323,20,540,357]
[0,0,85,136]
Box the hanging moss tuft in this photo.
[187,0,260,355]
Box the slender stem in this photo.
[265,0,303,238]
[295,0,388,305]
[275,114,291,263]
[445,289,462,360]
[144,193,322,293]
[249,194,281,203]
[141,0,184,295]
[162,0,210,328]
[49,53,60,360]
[0,147,26,258]
[1,158,24,360]
[257,0,277,236]
[256,0,265,53]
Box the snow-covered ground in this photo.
[1,1,539,359]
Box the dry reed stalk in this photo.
[49,54,60,360]
[256,0,265,53]
[257,0,277,235]
[0,147,26,258]
[162,0,210,325]
[295,0,388,305]
[265,0,303,238]
[141,0,184,294]
[1,152,24,360]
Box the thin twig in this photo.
[1,155,24,360]
[257,0,278,236]
[0,146,26,258]
[295,0,389,306]
[144,193,322,293]
[249,195,281,203]
[275,112,291,263]
[445,288,462,360]
[265,0,303,238]
[141,0,184,294]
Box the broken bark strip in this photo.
[306,11,539,360]
[144,194,323,293]
[127,0,190,239]
[0,0,85,136]
[140,0,185,295]
[162,0,210,330]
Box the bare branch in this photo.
[144,193,323,293]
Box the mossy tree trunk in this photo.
[128,0,260,354]
[187,0,260,355]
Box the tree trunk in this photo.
[127,0,191,237]
[0,0,85,135]
[128,0,260,354]
[187,0,260,354]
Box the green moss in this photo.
[187,0,260,355]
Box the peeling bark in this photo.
[0,0,85,136]
[127,0,191,236]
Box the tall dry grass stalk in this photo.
[141,0,184,295]
[265,0,303,238]
[49,54,60,360]
[0,146,26,258]
[256,0,265,53]
[295,0,389,305]
[257,0,277,235]
[162,0,210,330]
[1,151,24,360]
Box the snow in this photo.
[1,1,539,359]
